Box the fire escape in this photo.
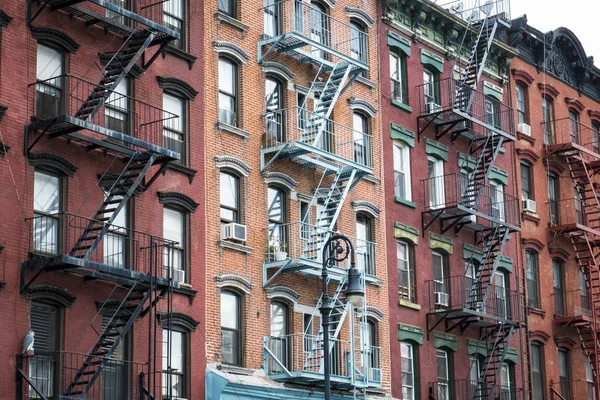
[258,0,380,390]
[546,117,600,399]
[18,1,180,399]
[417,1,527,399]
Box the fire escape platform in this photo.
[266,371,375,390]
[548,222,600,237]
[545,142,600,162]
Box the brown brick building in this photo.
[0,1,206,398]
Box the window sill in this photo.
[399,298,421,310]
[216,121,250,140]
[218,364,255,375]
[363,174,381,185]
[356,76,376,89]
[218,240,253,254]
[391,99,413,113]
[173,284,198,304]
[214,11,249,36]
[165,163,198,184]
[522,211,540,226]
[162,45,198,70]
[395,196,417,209]
[517,131,536,145]
[528,307,546,318]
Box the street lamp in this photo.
[320,234,365,400]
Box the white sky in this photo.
[511,0,600,61]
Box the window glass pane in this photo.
[219,59,235,94]
[270,302,287,336]
[34,172,60,214]
[162,329,185,398]
[220,172,239,222]
[221,291,239,329]
[163,208,183,244]
[37,44,63,81]
[163,93,183,132]
[268,187,284,222]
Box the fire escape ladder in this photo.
[69,153,158,260]
[477,323,515,399]
[74,30,156,122]
[464,133,505,205]
[64,283,154,397]
[302,167,357,261]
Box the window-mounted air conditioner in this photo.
[369,368,383,383]
[522,199,537,213]
[221,223,247,242]
[434,291,449,307]
[426,102,442,114]
[518,123,531,136]
[165,267,186,283]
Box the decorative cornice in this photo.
[215,273,252,294]
[157,76,198,100]
[214,155,251,176]
[261,62,294,82]
[516,148,540,164]
[522,238,545,252]
[157,312,199,332]
[265,286,300,303]
[364,306,384,321]
[31,26,79,54]
[565,97,585,113]
[588,109,600,122]
[264,172,297,191]
[548,246,570,262]
[537,82,559,99]
[29,152,77,177]
[158,191,199,213]
[348,98,378,117]
[511,68,535,86]
[345,7,374,27]
[25,285,76,307]
[0,10,11,28]
[212,40,249,64]
[530,330,551,343]
[544,159,566,174]
[555,336,577,350]
[352,200,380,219]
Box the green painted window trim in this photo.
[489,166,509,186]
[394,221,419,245]
[398,323,423,345]
[399,298,422,310]
[395,196,417,209]
[458,152,476,171]
[463,243,483,263]
[483,83,503,101]
[497,255,513,273]
[391,98,413,113]
[429,232,453,254]
[433,332,458,352]
[420,48,444,74]
[391,122,415,148]
[504,348,519,364]
[468,339,487,357]
[425,138,449,161]
[387,30,411,57]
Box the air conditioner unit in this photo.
[221,223,247,242]
[518,123,531,136]
[369,367,382,383]
[522,199,537,213]
[474,301,485,314]
[165,267,185,283]
[434,291,449,307]
[427,102,442,114]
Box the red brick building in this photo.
[0,1,205,398]
[378,0,528,399]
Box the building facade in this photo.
[0,1,206,398]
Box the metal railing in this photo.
[550,379,595,400]
[555,289,593,320]
[265,222,376,276]
[261,0,368,64]
[25,213,180,280]
[426,275,520,322]
[429,380,524,400]
[263,107,373,168]
[548,198,600,231]
[17,351,148,400]
[30,74,179,155]
[263,334,381,385]
[421,173,521,228]
[417,78,516,136]
[432,0,511,22]
[543,118,600,155]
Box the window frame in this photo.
[558,348,572,400]
[270,300,290,370]
[397,239,415,303]
[163,206,188,282]
[163,0,187,51]
[33,169,63,255]
[350,20,367,67]
[390,50,407,104]
[520,161,533,200]
[393,141,412,201]
[268,185,288,254]
[162,92,187,165]
[265,75,285,144]
[525,250,540,309]
[515,83,528,125]
[220,170,242,225]
[436,349,451,400]
[220,289,243,366]
[432,250,447,295]
[542,96,555,145]
[218,0,236,18]
[423,67,439,107]
[161,327,189,399]
[568,109,581,145]
[592,121,600,155]
[36,42,66,120]
[531,342,546,400]
[218,57,239,127]
[352,111,370,167]
[548,173,560,225]
[428,156,445,209]
[553,259,566,316]
[356,213,374,276]
[400,341,417,400]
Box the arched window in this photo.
[568,109,580,144]
[221,290,243,366]
[356,214,374,275]
[267,186,287,257]
[352,112,370,166]
[218,57,238,126]
[265,76,284,144]
[220,171,241,225]
[542,96,555,144]
[269,301,290,371]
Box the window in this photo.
[265,77,284,144]
[365,320,378,379]
[353,112,369,166]
[221,290,242,366]
[390,51,407,103]
[585,357,595,400]
[428,156,445,209]
[548,173,559,225]
[568,110,580,144]
[29,301,61,398]
[437,349,450,400]
[264,0,280,37]
[494,271,508,319]
[423,68,439,109]
[163,93,186,163]
[593,121,600,155]
[521,162,533,200]
[575,187,585,225]
[33,171,61,254]
[580,269,592,315]
[297,92,308,131]
[270,302,289,370]
[460,169,476,222]
[218,58,238,126]
[531,342,545,400]
[162,329,186,398]
[163,208,185,281]
[432,251,446,295]
[500,363,513,400]
[309,1,329,58]
[220,172,240,224]
[356,214,374,275]
[268,186,287,254]
[558,349,572,400]
[350,21,367,66]
[104,193,128,269]
[401,342,416,400]
[393,142,411,201]
[102,314,129,400]
[485,95,501,130]
[299,200,310,240]
[516,83,527,124]
[36,43,64,119]
[105,77,129,134]
[218,0,235,17]
[542,96,554,145]
[469,355,482,394]
[490,181,505,222]
[163,0,185,50]
[397,240,415,303]
[525,251,540,308]
[302,313,314,354]
[553,259,566,316]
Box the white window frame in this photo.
[490,181,505,222]
[437,349,450,400]
[397,240,411,300]
[501,363,512,400]
[401,342,415,400]
[428,156,445,209]
[394,142,411,201]
[33,170,61,254]
[494,272,507,319]
[162,329,186,398]
[163,207,185,278]
[433,251,446,295]
[460,168,476,222]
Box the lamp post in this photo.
[320,234,365,400]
